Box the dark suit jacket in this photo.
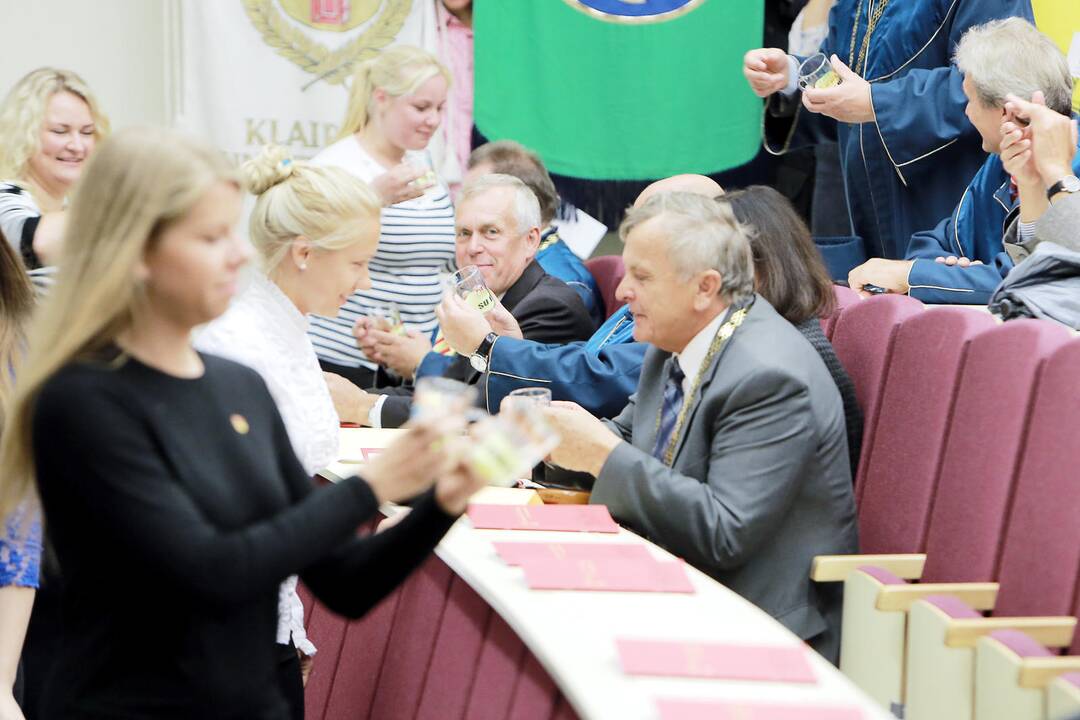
[590,296,858,663]
[380,260,594,427]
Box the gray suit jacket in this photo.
[590,296,858,662]
[1004,192,1080,263]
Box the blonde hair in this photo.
[242,146,381,272]
[334,45,450,141]
[0,67,110,185]
[0,127,239,518]
[0,240,33,438]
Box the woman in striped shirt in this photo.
[311,46,455,388]
[0,68,109,292]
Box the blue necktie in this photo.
[651,358,685,461]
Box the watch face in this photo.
[1063,176,1080,193]
[470,354,487,373]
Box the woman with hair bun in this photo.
[195,145,386,716]
[0,67,109,288]
[0,126,484,719]
[311,45,455,388]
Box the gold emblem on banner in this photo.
[243,0,412,87]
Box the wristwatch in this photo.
[1046,175,1080,201]
[469,332,498,373]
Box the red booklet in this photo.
[467,504,620,533]
[617,639,816,683]
[519,557,694,593]
[656,699,863,720]
[493,542,653,565]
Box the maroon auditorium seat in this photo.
[821,284,861,340]
[856,307,996,549]
[584,255,625,320]
[918,320,1072,585]
[829,294,923,498]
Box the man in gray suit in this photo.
[545,192,858,663]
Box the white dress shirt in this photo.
[196,271,340,655]
[673,310,730,397]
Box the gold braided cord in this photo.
[655,305,749,467]
[242,0,412,86]
[847,0,890,77]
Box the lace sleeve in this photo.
[0,502,43,588]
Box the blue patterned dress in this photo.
[1,503,42,588]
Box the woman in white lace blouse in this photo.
[195,146,382,720]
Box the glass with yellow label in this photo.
[371,302,408,336]
[799,52,841,90]
[446,265,497,313]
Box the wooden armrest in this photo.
[537,488,591,505]
[810,553,926,582]
[1019,657,1080,689]
[875,582,999,612]
[947,616,1077,649]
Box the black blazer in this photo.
[380,261,594,427]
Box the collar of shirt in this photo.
[248,271,309,336]
[673,308,730,395]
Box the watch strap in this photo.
[1046,175,1080,201]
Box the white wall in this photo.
[0,0,170,130]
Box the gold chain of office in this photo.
[654,306,749,467]
[847,0,890,77]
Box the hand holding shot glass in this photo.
[799,52,841,90]
[445,265,497,313]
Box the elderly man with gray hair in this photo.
[847,17,1080,305]
[350,173,594,427]
[544,191,858,663]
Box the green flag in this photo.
[474,0,765,181]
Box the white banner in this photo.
[175,0,442,167]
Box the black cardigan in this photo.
[33,351,455,719]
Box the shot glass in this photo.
[446,265,496,313]
[799,52,841,90]
[505,387,552,408]
[410,377,477,423]
[466,411,560,488]
[406,153,437,191]
[371,302,407,336]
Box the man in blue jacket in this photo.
[433,174,723,418]
[847,18,1080,304]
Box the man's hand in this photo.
[323,372,378,424]
[366,328,431,380]
[543,401,621,477]
[743,48,791,98]
[371,163,427,206]
[485,299,523,340]
[1004,94,1079,189]
[802,55,876,124]
[434,292,493,355]
[934,256,983,267]
[847,258,913,297]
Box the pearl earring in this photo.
[299,263,307,271]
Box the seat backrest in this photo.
[829,294,924,500]
[921,320,1073,584]
[820,284,861,340]
[584,255,626,320]
[990,340,1080,622]
[857,308,997,554]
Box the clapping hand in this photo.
[743,48,791,98]
[371,163,427,206]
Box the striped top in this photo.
[0,181,59,292]
[309,137,456,369]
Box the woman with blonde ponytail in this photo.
[0,126,484,719]
[311,45,455,388]
[195,146,385,716]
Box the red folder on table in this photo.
[617,639,816,683]
[656,699,864,720]
[493,542,653,566]
[519,557,694,593]
[467,504,620,533]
